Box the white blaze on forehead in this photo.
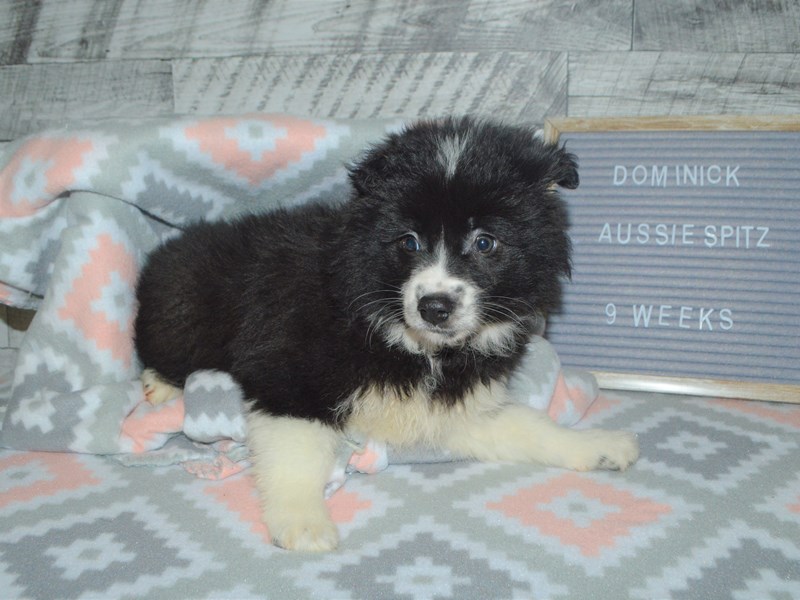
[408,242,456,297]
[437,133,468,179]
[396,241,482,353]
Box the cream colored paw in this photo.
[140,368,181,405]
[564,429,639,472]
[267,509,339,552]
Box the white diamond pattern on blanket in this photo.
[376,555,471,597]
[755,471,800,525]
[0,454,124,517]
[90,270,135,329]
[50,211,139,374]
[458,470,702,577]
[0,205,69,299]
[175,473,400,559]
[12,344,85,404]
[0,459,55,495]
[635,408,795,493]
[0,496,219,599]
[290,516,567,599]
[543,488,622,527]
[388,461,501,493]
[120,151,237,222]
[45,532,136,580]
[224,120,284,161]
[0,132,114,218]
[632,521,800,599]
[9,155,51,206]
[162,115,349,190]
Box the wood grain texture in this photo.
[174,51,568,122]
[546,115,800,139]
[0,60,174,140]
[0,1,43,65]
[635,0,800,52]
[568,52,800,116]
[9,0,631,62]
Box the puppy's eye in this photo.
[474,234,497,254]
[399,234,421,253]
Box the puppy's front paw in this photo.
[565,429,639,472]
[268,509,339,552]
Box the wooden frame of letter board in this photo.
[544,116,800,404]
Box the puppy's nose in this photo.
[418,294,455,325]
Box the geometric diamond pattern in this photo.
[44,531,136,580]
[0,497,218,599]
[174,472,399,560]
[2,392,800,598]
[289,516,567,600]
[462,470,701,576]
[0,397,800,599]
[174,115,337,189]
[57,229,138,372]
[631,521,800,599]
[388,460,501,493]
[485,473,671,556]
[710,398,800,431]
[635,407,795,493]
[755,471,800,525]
[0,452,121,515]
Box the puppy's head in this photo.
[340,116,577,356]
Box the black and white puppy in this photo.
[134,117,638,551]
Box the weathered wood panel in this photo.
[9,0,631,62]
[174,51,568,122]
[0,60,174,140]
[569,52,800,117]
[0,1,43,65]
[635,0,800,52]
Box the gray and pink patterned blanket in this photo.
[0,115,597,483]
[1,116,799,599]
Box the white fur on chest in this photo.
[344,379,508,449]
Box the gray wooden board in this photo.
[173,51,567,122]
[544,117,800,402]
[1,0,631,63]
[0,61,174,140]
[569,52,800,117]
[634,0,800,52]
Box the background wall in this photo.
[1,0,799,346]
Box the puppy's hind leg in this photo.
[246,411,342,552]
[141,368,182,405]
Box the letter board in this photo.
[544,116,800,403]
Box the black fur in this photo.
[134,116,578,426]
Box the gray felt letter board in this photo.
[544,116,800,404]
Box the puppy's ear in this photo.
[546,144,579,190]
[347,151,387,196]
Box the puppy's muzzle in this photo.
[418,294,456,326]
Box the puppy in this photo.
[134,117,638,551]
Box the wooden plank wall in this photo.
[1,0,799,346]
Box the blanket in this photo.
[0,115,597,488]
